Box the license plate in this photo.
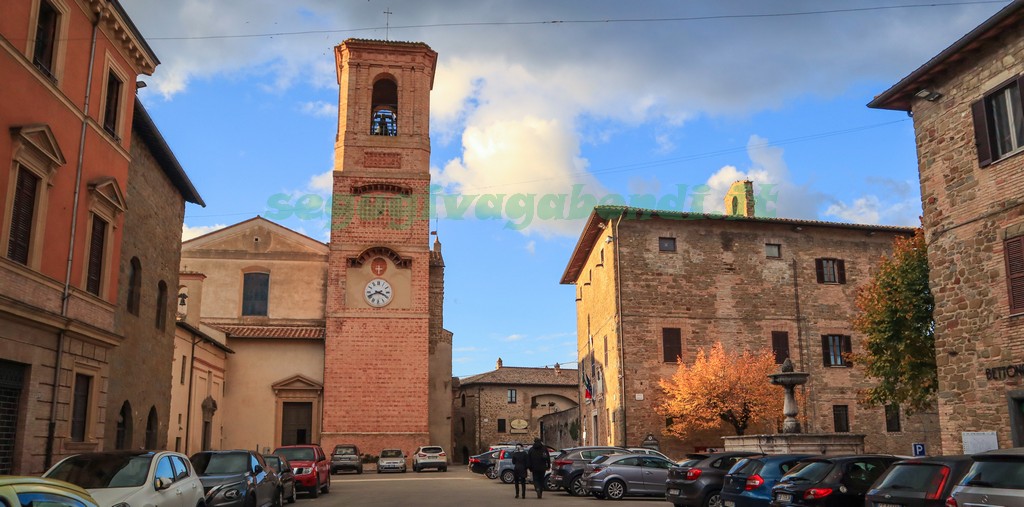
[776,493,792,503]
[724,501,735,507]
[667,489,680,496]
[877,504,902,507]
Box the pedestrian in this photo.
[526,438,550,498]
[511,444,529,498]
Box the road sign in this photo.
[912,443,926,457]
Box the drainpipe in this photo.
[46,12,100,470]
[612,212,627,447]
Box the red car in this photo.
[272,445,331,498]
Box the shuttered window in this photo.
[662,328,682,363]
[821,334,852,367]
[771,331,790,364]
[242,272,270,316]
[972,76,1024,167]
[7,166,39,264]
[102,71,123,136]
[86,215,107,296]
[815,258,846,284]
[33,0,59,78]
[1006,236,1024,314]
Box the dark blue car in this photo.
[721,454,814,507]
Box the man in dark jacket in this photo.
[526,438,550,498]
[510,444,529,498]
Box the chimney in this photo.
[724,180,756,218]
[554,363,561,375]
[496,357,503,369]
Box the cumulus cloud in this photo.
[504,334,526,342]
[308,170,333,193]
[182,223,227,241]
[299,101,336,118]
[525,240,536,255]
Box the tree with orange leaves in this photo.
[657,343,782,438]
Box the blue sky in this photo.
[122,0,1008,377]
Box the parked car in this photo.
[468,450,501,477]
[262,454,297,504]
[330,444,363,474]
[721,454,814,507]
[628,447,675,461]
[273,444,331,497]
[582,453,675,499]
[0,476,100,507]
[413,445,448,472]
[947,447,1024,507]
[45,450,205,507]
[666,451,763,507]
[769,454,899,506]
[190,449,280,507]
[550,446,632,496]
[377,449,407,473]
[865,455,972,507]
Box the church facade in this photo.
[174,39,451,457]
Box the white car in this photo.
[412,446,447,472]
[45,450,205,507]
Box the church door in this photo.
[281,402,312,445]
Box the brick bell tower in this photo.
[323,39,443,455]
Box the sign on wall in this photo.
[962,431,998,454]
[510,419,529,434]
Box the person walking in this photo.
[511,444,529,499]
[526,438,551,499]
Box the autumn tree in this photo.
[657,343,782,438]
[852,228,936,413]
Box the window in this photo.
[1006,236,1024,314]
[460,392,466,407]
[71,373,91,441]
[156,281,168,330]
[663,328,682,363]
[771,331,790,364]
[659,237,676,252]
[370,77,399,136]
[973,76,1024,166]
[242,272,269,316]
[885,404,901,432]
[765,243,781,258]
[179,355,187,385]
[833,405,850,433]
[145,407,158,449]
[33,0,60,78]
[115,401,132,450]
[821,334,852,367]
[460,418,465,434]
[507,389,517,403]
[85,214,107,296]
[815,258,846,284]
[7,166,39,264]
[497,419,506,433]
[102,71,123,137]
[127,257,141,315]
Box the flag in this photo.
[583,372,593,400]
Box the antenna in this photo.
[384,8,393,41]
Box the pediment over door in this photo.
[271,374,323,396]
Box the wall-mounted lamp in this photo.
[136,80,147,89]
[605,236,614,243]
[914,88,942,102]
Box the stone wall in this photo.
[539,406,580,450]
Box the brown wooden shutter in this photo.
[662,328,682,363]
[815,259,824,283]
[821,335,831,366]
[1006,237,1024,314]
[837,259,847,284]
[86,215,107,295]
[972,99,993,167]
[7,167,38,264]
[771,331,790,364]
[842,335,853,367]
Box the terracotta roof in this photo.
[176,321,233,353]
[460,366,579,387]
[213,324,325,340]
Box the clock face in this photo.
[364,278,393,307]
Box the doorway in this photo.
[0,360,25,474]
[282,402,312,445]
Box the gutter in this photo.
[612,212,627,447]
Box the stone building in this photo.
[104,100,204,453]
[452,360,578,463]
[868,1,1024,452]
[560,183,941,458]
[174,39,452,456]
[168,314,232,455]
[0,0,166,473]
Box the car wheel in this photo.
[605,479,626,500]
[486,466,498,479]
[274,489,284,507]
[441,466,447,472]
[501,469,515,484]
[310,477,320,499]
[322,476,330,494]
[569,475,587,497]
[357,465,363,475]
[703,490,722,507]
[287,485,296,504]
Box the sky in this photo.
[120,0,1010,377]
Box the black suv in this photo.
[770,454,899,506]
[666,451,762,507]
[866,455,973,507]
[191,450,280,507]
[550,446,631,496]
[331,444,363,474]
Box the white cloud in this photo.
[824,194,921,226]
[299,101,336,118]
[182,223,227,240]
[308,170,333,193]
[504,334,526,342]
[525,240,536,255]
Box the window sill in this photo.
[990,145,1024,167]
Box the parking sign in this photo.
[912,443,926,457]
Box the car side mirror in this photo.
[254,465,264,474]
[154,477,173,491]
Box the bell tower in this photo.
[323,39,444,454]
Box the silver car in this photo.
[583,453,675,500]
[376,449,407,473]
[949,447,1024,507]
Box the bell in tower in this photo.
[370,77,398,136]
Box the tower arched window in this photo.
[370,77,398,136]
[145,406,158,449]
[127,257,141,315]
[155,281,168,330]
[115,401,132,449]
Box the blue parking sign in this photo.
[912,443,926,457]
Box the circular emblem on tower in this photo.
[371,257,388,276]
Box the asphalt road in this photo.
[301,467,672,507]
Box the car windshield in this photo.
[334,446,357,456]
[421,447,443,454]
[781,461,833,483]
[962,459,1024,490]
[381,450,403,458]
[277,448,315,461]
[46,454,153,489]
[677,458,703,467]
[263,456,282,472]
[192,452,250,474]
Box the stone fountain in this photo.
[770,358,809,433]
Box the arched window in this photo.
[370,77,398,136]
[127,257,141,315]
[115,401,132,449]
[460,393,466,407]
[145,406,158,449]
[731,196,739,215]
[155,281,167,330]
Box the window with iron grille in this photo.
[833,405,850,433]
